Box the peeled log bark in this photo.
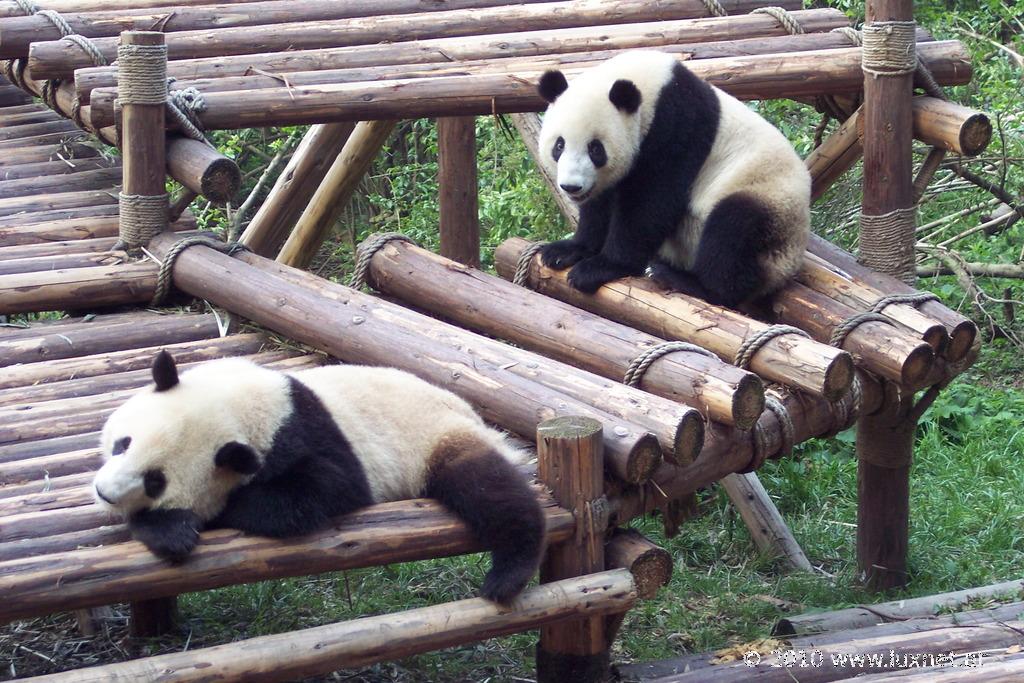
[718,473,812,571]
[25,570,634,683]
[166,137,241,204]
[912,97,991,157]
[605,528,672,600]
[365,237,764,429]
[0,261,158,315]
[0,497,578,624]
[28,0,808,77]
[0,141,99,166]
[0,157,116,182]
[0,213,193,248]
[496,238,852,401]
[0,189,117,218]
[0,166,122,199]
[0,0,274,15]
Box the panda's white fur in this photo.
[95,353,544,603]
[536,50,811,307]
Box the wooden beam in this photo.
[437,117,480,267]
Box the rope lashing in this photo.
[150,236,248,306]
[36,8,73,36]
[831,26,863,47]
[116,193,169,252]
[13,0,39,14]
[699,0,728,18]
[861,20,918,77]
[870,291,939,313]
[858,207,917,284]
[12,2,109,67]
[823,374,862,436]
[747,395,797,472]
[751,7,804,35]
[623,341,718,388]
[512,241,547,287]
[63,33,109,67]
[117,43,168,105]
[167,85,210,144]
[733,324,810,370]
[348,232,418,290]
[829,311,892,348]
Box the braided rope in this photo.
[623,341,717,388]
[751,7,804,35]
[36,8,73,36]
[150,236,248,306]
[348,232,418,290]
[858,207,917,284]
[829,311,892,348]
[167,86,209,143]
[733,324,810,370]
[862,20,917,77]
[870,291,939,313]
[117,43,167,105]
[699,0,728,17]
[831,26,863,46]
[63,33,109,67]
[116,192,168,252]
[40,77,60,109]
[512,240,547,287]
[5,59,27,89]
[748,394,796,470]
[13,0,39,14]
[69,96,86,128]
[825,374,862,436]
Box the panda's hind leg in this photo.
[648,261,710,300]
[425,433,545,604]
[691,193,778,308]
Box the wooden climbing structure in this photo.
[0,0,1000,680]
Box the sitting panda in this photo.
[536,50,811,308]
[93,351,546,604]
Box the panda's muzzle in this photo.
[94,485,115,505]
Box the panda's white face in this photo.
[93,354,291,521]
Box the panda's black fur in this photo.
[94,353,546,604]
[536,50,811,308]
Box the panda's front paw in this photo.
[567,255,638,294]
[129,508,203,563]
[539,239,591,270]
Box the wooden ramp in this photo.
[0,75,197,315]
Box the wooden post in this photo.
[437,117,480,267]
[857,0,917,592]
[276,120,394,269]
[129,597,177,637]
[116,30,167,252]
[536,416,611,683]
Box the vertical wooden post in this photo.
[116,31,168,253]
[437,117,480,267]
[129,596,178,638]
[856,0,917,592]
[536,416,610,683]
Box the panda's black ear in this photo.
[538,70,568,103]
[152,350,179,392]
[214,441,260,475]
[609,79,642,114]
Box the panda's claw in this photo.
[539,239,590,270]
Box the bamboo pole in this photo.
[84,42,971,131]
[438,117,480,267]
[25,571,635,683]
[276,120,395,269]
[240,122,354,257]
[73,14,861,99]
[536,417,611,683]
[364,237,764,429]
[27,0,807,77]
[150,232,692,478]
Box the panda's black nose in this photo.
[560,183,582,194]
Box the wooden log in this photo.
[718,473,812,571]
[847,654,1024,681]
[809,234,977,362]
[26,570,635,682]
[438,117,480,267]
[0,484,94,517]
[240,122,354,257]
[912,97,991,156]
[0,309,200,338]
[0,261,158,315]
[0,250,128,275]
[0,108,63,126]
[0,141,99,166]
[166,136,241,204]
[0,497,578,623]
[0,0,272,15]
[0,236,124,260]
[0,312,219,366]
[1,449,100,484]
[0,166,121,199]
[497,237,853,400]
[73,15,863,100]
[775,578,1024,636]
[0,188,117,218]
[0,130,91,148]
[604,528,671,600]
[366,237,764,429]
[0,119,77,141]
[276,120,395,269]
[0,432,100,463]
[537,416,610,683]
[0,204,120,229]
[0,471,92,499]
[97,42,969,130]
[28,0,807,77]
[0,525,128,562]
[129,597,177,637]
[807,106,864,202]
[0,503,114,544]
[0,333,267,390]
[149,232,694,476]
[1,0,570,55]
[0,213,192,248]
[0,156,116,181]
[0,82,31,105]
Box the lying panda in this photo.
[93,351,546,604]
[536,50,811,308]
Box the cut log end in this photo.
[921,322,950,356]
[822,350,856,403]
[960,112,992,157]
[901,342,937,390]
[731,373,766,431]
[624,433,664,485]
[673,411,706,466]
[605,528,672,600]
[201,157,242,204]
[945,319,978,362]
[537,415,603,441]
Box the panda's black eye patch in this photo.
[588,140,607,168]
[112,436,131,456]
[552,136,565,161]
[143,469,167,499]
